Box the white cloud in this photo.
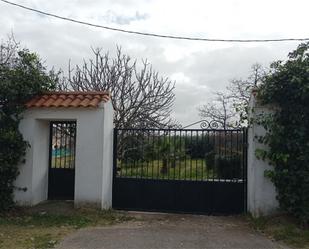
[0,0,308,125]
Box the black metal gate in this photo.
[112,123,247,214]
[48,121,76,200]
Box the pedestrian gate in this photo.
[112,123,247,214]
[48,121,76,200]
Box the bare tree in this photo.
[198,64,266,129]
[198,92,237,129]
[59,47,175,129]
[227,63,266,121]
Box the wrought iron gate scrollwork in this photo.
[182,119,242,130]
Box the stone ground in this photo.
[56,212,290,249]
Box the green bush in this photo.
[256,42,309,226]
[0,38,56,211]
[0,115,28,210]
[215,154,242,179]
[205,151,215,170]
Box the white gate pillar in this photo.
[247,93,279,217]
[101,101,114,209]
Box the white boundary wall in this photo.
[14,101,114,209]
[247,94,279,217]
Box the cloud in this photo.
[0,0,307,125]
[97,10,149,25]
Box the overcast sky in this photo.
[0,0,308,125]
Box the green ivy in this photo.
[257,42,309,226]
[0,47,56,211]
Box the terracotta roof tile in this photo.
[26,91,110,108]
[89,98,101,107]
[79,98,91,107]
[59,95,74,107]
[34,95,49,107]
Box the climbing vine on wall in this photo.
[256,42,309,226]
[0,37,56,211]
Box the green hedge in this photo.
[256,42,309,226]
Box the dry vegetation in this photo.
[0,201,133,249]
[249,214,309,249]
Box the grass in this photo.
[0,202,134,249]
[248,214,309,249]
[118,159,243,181]
[119,159,215,180]
[51,156,74,169]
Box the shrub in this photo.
[0,37,56,211]
[215,154,242,179]
[185,137,213,159]
[256,42,309,226]
[205,151,215,170]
